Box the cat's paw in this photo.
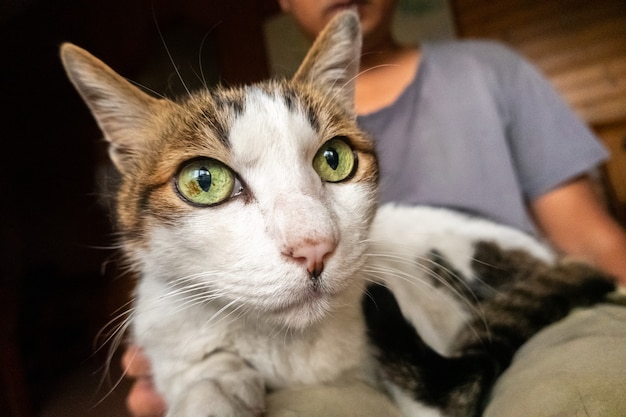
[166,360,265,417]
[167,370,265,417]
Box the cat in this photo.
[61,10,615,417]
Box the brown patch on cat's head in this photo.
[61,43,246,247]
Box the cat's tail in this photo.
[363,258,615,417]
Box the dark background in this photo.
[0,1,280,415]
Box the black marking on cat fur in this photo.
[304,105,321,135]
[425,249,477,301]
[266,83,322,133]
[282,86,296,112]
[210,89,245,117]
[363,284,496,417]
[283,85,321,133]
[456,243,616,363]
[364,242,616,417]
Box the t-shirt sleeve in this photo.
[490,43,608,200]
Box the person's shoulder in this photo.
[424,39,525,69]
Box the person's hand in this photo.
[121,346,167,417]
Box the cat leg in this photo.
[161,350,265,417]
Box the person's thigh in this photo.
[266,382,403,417]
[483,303,626,417]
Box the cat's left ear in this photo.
[293,10,362,116]
[60,43,175,175]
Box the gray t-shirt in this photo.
[357,40,608,234]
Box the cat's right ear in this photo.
[60,43,172,174]
[293,10,362,116]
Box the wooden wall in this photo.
[450,0,626,223]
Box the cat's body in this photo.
[364,205,614,416]
[366,204,556,355]
[61,11,614,417]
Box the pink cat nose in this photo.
[287,239,336,279]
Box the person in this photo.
[124,1,626,416]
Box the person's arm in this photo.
[122,346,167,417]
[530,175,626,286]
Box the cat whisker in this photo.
[122,78,166,99]
[362,263,494,351]
[160,280,219,298]
[202,297,246,328]
[363,239,484,301]
[89,306,137,408]
[362,260,485,327]
[361,284,380,309]
[327,62,398,109]
[93,296,135,353]
[198,24,220,89]
[94,335,149,408]
[361,264,434,297]
[363,235,496,343]
[152,5,190,97]
[162,290,226,315]
[468,257,508,295]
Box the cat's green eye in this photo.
[313,137,357,183]
[176,158,236,206]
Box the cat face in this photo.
[61,11,378,329]
[129,83,378,329]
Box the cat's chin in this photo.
[264,277,363,330]
[265,288,338,329]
